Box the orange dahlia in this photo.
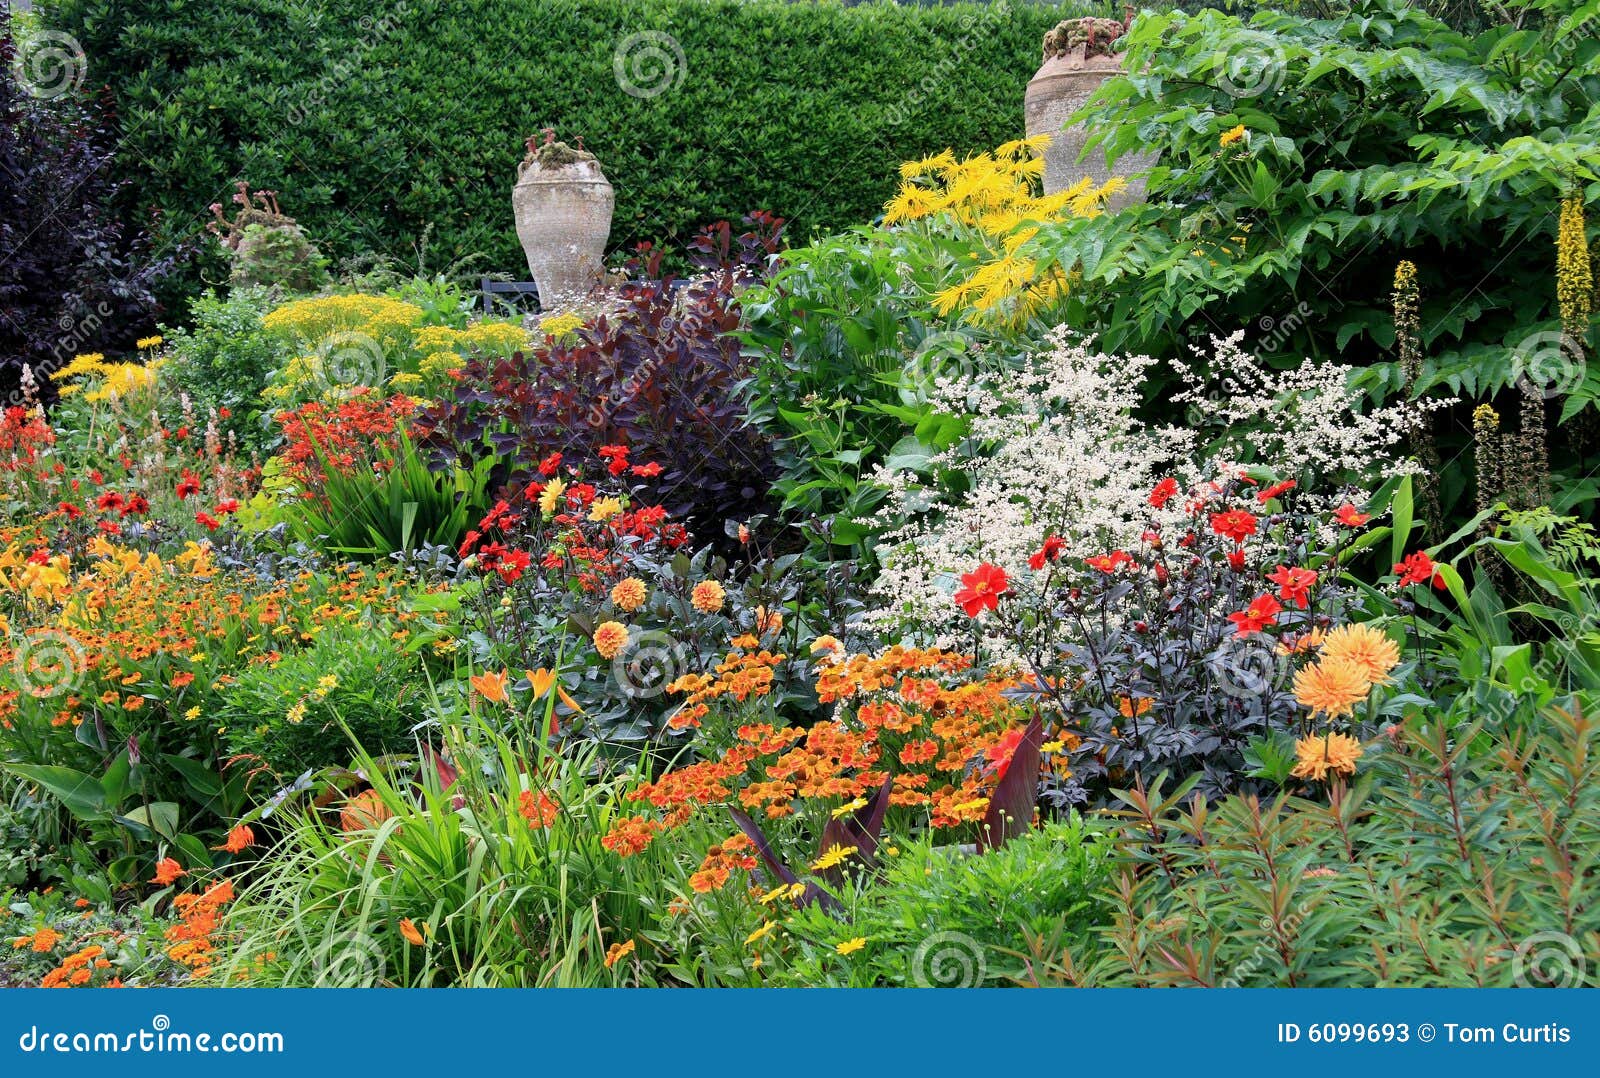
[1293,658,1372,719]
[610,577,647,612]
[594,621,630,660]
[1290,732,1363,782]
[691,580,726,614]
[1320,623,1400,684]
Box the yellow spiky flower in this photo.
[1557,196,1592,340]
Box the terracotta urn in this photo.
[512,135,614,312]
[1025,18,1156,210]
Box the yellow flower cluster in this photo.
[1556,196,1592,339]
[883,138,1122,327]
[49,353,163,404]
[262,294,423,348]
[261,294,529,406]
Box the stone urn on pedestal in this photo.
[512,130,614,312]
[1025,15,1155,211]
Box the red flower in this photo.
[1256,479,1297,504]
[176,472,201,499]
[1227,592,1282,636]
[1148,477,1179,509]
[538,452,563,477]
[1027,535,1066,570]
[214,499,240,515]
[458,529,481,558]
[1334,503,1371,527]
[1209,509,1258,545]
[599,444,631,476]
[121,493,149,517]
[953,563,1010,618]
[630,462,662,478]
[1393,550,1436,587]
[1268,564,1318,609]
[1226,548,1247,571]
[57,501,82,519]
[218,407,232,419]
[1085,550,1133,574]
[95,491,124,512]
[495,549,532,584]
[195,511,221,531]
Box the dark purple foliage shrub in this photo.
[419,213,784,545]
[0,13,180,404]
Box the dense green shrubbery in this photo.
[159,287,289,447]
[47,0,1093,302]
[220,628,430,777]
[766,818,1112,987]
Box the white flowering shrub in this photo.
[866,329,1429,649]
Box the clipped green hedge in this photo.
[50,0,1098,296]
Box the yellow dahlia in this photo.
[1320,623,1400,684]
[1290,732,1363,782]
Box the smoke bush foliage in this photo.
[0,12,178,401]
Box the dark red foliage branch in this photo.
[417,213,784,545]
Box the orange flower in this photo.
[470,669,510,704]
[1293,658,1371,719]
[604,939,636,969]
[610,577,648,612]
[1290,732,1363,782]
[525,667,556,699]
[1319,623,1400,685]
[339,789,393,832]
[212,824,255,854]
[399,918,425,946]
[150,858,186,886]
[593,621,629,660]
[690,580,726,615]
[518,789,559,828]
